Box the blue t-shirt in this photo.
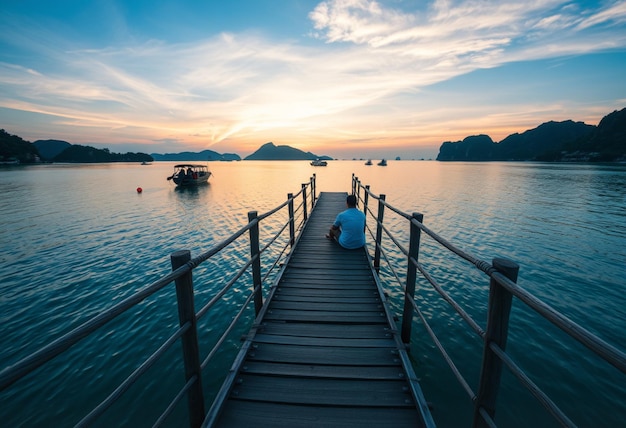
[333,207,366,249]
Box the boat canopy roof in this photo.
[173,164,208,169]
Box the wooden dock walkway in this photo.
[208,192,433,427]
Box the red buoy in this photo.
[136,187,143,193]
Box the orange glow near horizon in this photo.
[7,102,613,160]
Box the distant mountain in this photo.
[150,150,240,161]
[436,135,497,161]
[436,108,625,162]
[498,120,594,161]
[53,145,153,163]
[244,142,332,161]
[33,139,72,161]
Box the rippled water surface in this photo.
[1,161,625,427]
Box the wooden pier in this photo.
[206,192,434,427]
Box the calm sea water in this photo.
[1,161,624,427]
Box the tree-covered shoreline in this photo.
[0,130,153,164]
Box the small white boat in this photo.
[365,159,372,165]
[167,164,211,186]
[310,159,328,166]
[377,159,387,166]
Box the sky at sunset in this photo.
[1,0,625,159]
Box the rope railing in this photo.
[352,174,626,428]
[292,198,304,217]
[490,271,626,375]
[378,218,409,256]
[415,218,496,275]
[0,266,186,390]
[76,322,192,427]
[154,375,198,428]
[195,254,256,321]
[261,239,291,284]
[377,242,405,293]
[0,175,317,428]
[258,192,309,284]
[489,342,576,427]
[201,285,257,370]
[257,185,305,221]
[410,292,477,400]
[414,258,485,338]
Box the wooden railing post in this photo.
[352,175,357,196]
[302,183,308,221]
[311,174,316,206]
[288,193,295,247]
[248,211,264,315]
[401,213,424,344]
[363,185,370,224]
[373,194,386,273]
[170,250,205,428]
[473,258,520,428]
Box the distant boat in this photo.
[141,161,151,165]
[377,159,387,166]
[365,159,372,165]
[310,159,328,166]
[167,164,211,186]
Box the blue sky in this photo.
[1,0,625,159]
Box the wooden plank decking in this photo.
[207,192,433,427]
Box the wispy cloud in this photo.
[309,0,624,61]
[576,0,626,29]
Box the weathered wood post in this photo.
[248,211,264,315]
[288,193,295,247]
[311,174,316,206]
[302,183,308,221]
[373,194,386,273]
[363,185,370,224]
[352,175,358,196]
[473,258,520,428]
[170,250,205,428]
[401,213,424,344]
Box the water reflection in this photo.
[173,182,211,196]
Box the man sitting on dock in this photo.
[326,194,366,249]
